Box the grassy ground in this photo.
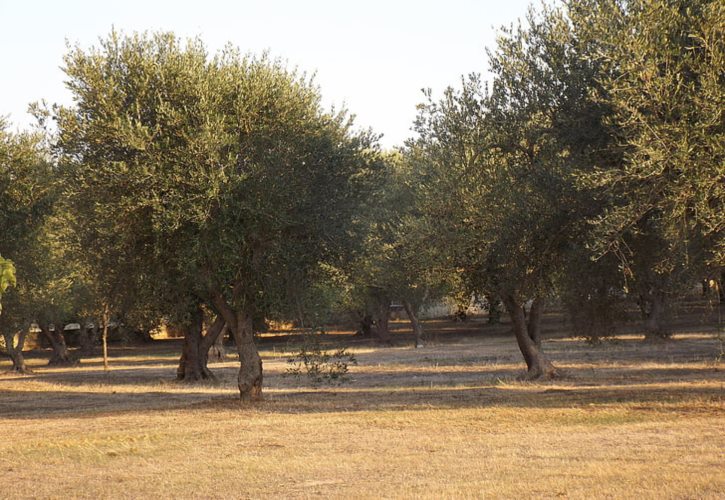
[1,314,724,499]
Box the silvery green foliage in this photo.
[285,332,357,385]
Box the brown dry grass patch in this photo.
[1,318,724,499]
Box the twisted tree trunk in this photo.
[177,312,227,382]
[502,294,557,380]
[402,300,424,348]
[206,321,228,363]
[40,323,74,366]
[3,330,31,374]
[211,289,263,402]
[639,288,669,339]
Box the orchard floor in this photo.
[1,313,724,499]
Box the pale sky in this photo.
[0,0,540,148]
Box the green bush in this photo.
[285,333,357,385]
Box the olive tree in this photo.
[0,256,15,313]
[409,5,615,378]
[53,31,383,399]
[0,122,56,372]
[566,0,724,335]
[344,152,452,346]
[578,0,724,264]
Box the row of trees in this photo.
[1,0,723,396]
[405,0,723,377]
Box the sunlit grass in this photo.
[1,324,723,498]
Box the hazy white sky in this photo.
[0,0,539,148]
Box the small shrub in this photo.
[285,333,357,385]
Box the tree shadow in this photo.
[2,358,722,420]
[2,377,721,420]
[2,325,722,419]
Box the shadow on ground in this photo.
[1,322,722,420]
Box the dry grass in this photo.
[1,316,724,499]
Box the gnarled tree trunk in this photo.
[402,300,424,348]
[212,290,263,402]
[78,320,97,356]
[40,323,74,366]
[230,312,263,402]
[502,294,557,380]
[177,306,220,382]
[3,330,32,374]
[207,321,228,363]
[639,288,669,340]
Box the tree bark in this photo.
[40,323,74,366]
[639,289,669,339]
[527,298,544,347]
[3,330,31,374]
[211,291,263,402]
[177,312,228,380]
[78,320,97,356]
[206,321,228,363]
[373,299,392,343]
[176,304,215,381]
[503,294,557,380]
[485,294,502,324]
[231,312,263,402]
[402,300,424,348]
[357,314,374,337]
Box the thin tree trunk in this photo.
[295,293,306,329]
[101,304,110,371]
[503,294,557,380]
[40,323,74,366]
[3,330,31,374]
[402,300,424,348]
